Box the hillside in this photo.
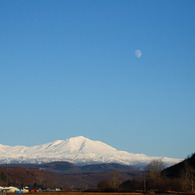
[163,153,195,178]
[0,166,58,188]
[0,161,139,174]
[0,162,143,190]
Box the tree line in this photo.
[96,153,195,194]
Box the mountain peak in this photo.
[67,136,88,142]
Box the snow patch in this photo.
[0,136,182,167]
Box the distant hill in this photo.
[81,163,137,173]
[0,166,58,188]
[0,162,143,190]
[0,161,140,174]
[162,153,195,178]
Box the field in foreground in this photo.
[5,192,195,195]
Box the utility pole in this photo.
[143,178,146,194]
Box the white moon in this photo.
[135,49,142,58]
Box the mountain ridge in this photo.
[0,136,181,167]
[162,153,195,178]
[0,161,139,175]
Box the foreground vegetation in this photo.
[4,192,195,195]
[1,154,195,194]
[96,154,195,194]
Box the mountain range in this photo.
[0,136,181,168]
[1,161,138,175]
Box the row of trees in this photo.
[97,159,195,193]
[180,161,194,192]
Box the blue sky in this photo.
[0,0,194,159]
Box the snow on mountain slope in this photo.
[0,136,181,167]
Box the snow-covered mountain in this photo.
[0,136,181,167]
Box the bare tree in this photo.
[147,160,165,178]
[180,161,195,192]
[110,170,122,189]
[97,171,122,191]
[146,160,165,191]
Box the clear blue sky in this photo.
[0,0,194,159]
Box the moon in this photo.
[135,49,142,58]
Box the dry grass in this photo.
[6,192,144,195]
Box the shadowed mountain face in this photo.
[0,161,139,174]
[162,153,195,178]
